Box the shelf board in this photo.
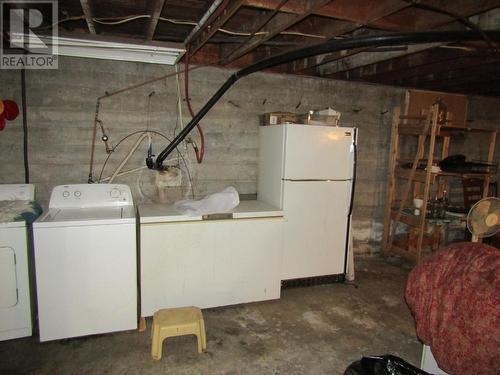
[391,209,421,227]
[396,168,435,183]
[396,167,495,182]
[399,123,497,136]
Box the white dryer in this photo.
[0,184,39,341]
[33,184,137,342]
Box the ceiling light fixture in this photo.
[10,33,185,65]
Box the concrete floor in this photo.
[1,257,421,375]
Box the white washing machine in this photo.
[33,184,137,342]
[0,184,39,341]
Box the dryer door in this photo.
[0,247,18,308]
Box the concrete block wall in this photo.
[1,56,499,253]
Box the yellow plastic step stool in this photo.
[151,306,207,360]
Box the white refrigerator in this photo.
[258,124,356,280]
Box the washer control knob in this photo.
[110,188,121,198]
[62,191,70,198]
[74,191,82,197]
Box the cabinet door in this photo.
[0,247,18,308]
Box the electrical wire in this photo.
[185,45,205,163]
[45,14,327,39]
[222,0,289,63]
[97,130,194,198]
[173,64,183,138]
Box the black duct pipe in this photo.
[155,30,500,169]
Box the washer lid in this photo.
[35,205,135,227]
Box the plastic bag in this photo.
[344,355,430,375]
[173,186,240,216]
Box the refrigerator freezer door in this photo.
[282,180,351,279]
[284,125,354,180]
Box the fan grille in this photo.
[467,197,500,238]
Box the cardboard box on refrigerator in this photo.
[260,112,299,126]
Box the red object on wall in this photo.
[0,99,20,131]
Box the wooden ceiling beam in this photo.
[294,47,369,74]
[366,45,497,84]
[399,0,500,29]
[188,0,246,57]
[145,0,167,40]
[398,59,500,88]
[219,0,289,63]
[285,0,414,74]
[80,0,96,34]
[333,47,474,81]
[223,0,333,64]
[244,0,410,23]
[305,2,500,75]
[435,77,500,95]
[189,43,288,73]
[423,66,500,91]
[321,42,443,77]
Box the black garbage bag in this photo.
[344,355,430,375]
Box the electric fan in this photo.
[466,197,500,242]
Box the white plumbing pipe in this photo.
[108,133,150,184]
[99,165,147,183]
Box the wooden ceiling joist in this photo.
[398,59,500,88]
[145,0,167,40]
[286,0,415,74]
[347,48,488,83]
[315,2,500,83]
[321,42,443,78]
[41,0,500,96]
[423,64,500,91]
[244,0,409,22]
[223,0,333,65]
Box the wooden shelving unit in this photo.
[382,103,497,263]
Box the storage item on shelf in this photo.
[439,154,497,174]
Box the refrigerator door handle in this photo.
[348,143,355,180]
[346,180,353,215]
